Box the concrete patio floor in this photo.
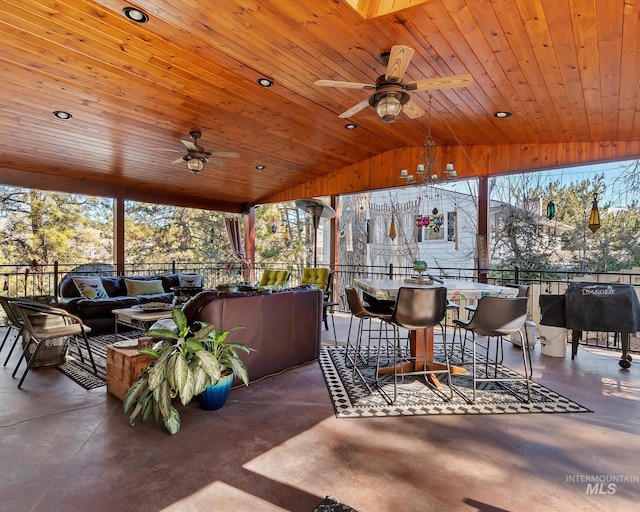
[0,313,638,512]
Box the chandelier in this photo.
[399,94,456,186]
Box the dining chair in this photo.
[0,296,25,367]
[12,300,97,388]
[465,283,529,318]
[376,287,451,404]
[343,287,391,384]
[451,296,531,403]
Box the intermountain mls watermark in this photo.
[566,474,639,495]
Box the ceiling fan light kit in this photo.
[315,44,473,124]
[170,130,240,173]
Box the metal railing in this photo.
[2,260,638,354]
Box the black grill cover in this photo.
[565,282,640,333]
[539,294,567,327]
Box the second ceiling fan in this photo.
[315,45,473,123]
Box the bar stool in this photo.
[344,287,390,387]
[377,287,451,404]
[452,296,532,403]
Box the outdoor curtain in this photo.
[224,217,251,282]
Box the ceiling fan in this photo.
[171,131,240,173]
[314,45,473,124]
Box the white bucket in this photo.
[510,320,537,349]
[539,325,567,357]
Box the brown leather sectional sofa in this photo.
[182,286,323,384]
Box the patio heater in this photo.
[295,198,336,266]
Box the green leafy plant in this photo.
[123,308,251,435]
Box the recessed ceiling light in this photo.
[123,7,149,23]
[257,78,274,87]
[494,111,512,118]
[344,123,357,130]
[256,165,265,170]
[53,111,72,120]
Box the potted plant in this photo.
[123,308,251,435]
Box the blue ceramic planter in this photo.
[198,373,233,410]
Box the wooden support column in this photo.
[114,193,125,275]
[244,205,255,283]
[477,176,490,283]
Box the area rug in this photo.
[319,346,592,418]
[57,330,145,390]
[313,496,358,512]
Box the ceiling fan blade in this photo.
[209,151,240,158]
[171,156,186,164]
[315,79,376,91]
[385,45,414,83]
[181,140,199,151]
[338,98,371,119]
[405,73,474,91]
[403,99,425,119]
[208,158,227,168]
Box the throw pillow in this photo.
[124,278,165,296]
[72,277,109,299]
[178,274,202,287]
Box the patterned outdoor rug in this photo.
[57,330,145,390]
[319,345,592,418]
[313,496,357,512]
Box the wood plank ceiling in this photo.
[0,0,638,213]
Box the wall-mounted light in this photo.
[588,194,601,233]
[122,7,149,23]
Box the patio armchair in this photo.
[12,300,97,388]
[257,269,290,290]
[0,296,25,367]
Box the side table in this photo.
[106,344,155,400]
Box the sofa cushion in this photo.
[72,277,109,299]
[100,276,124,297]
[258,269,290,289]
[300,268,330,292]
[124,278,165,296]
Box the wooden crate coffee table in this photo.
[106,344,155,400]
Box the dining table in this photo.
[352,277,520,388]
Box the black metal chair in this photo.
[452,296,531,403]
[376,287,451,404]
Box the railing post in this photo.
[172,260,176,274]
[54,261,59,302]
[388,263,393,279]
[514,265,520,284]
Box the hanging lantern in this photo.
[546,201,555,219]
[284,226,290,242]
[415,215,424,227]
[588,194,601,233]
[389,215,397,240]
[271,224,277,233]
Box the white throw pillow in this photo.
[72,277,109,299]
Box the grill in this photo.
[539,282,639,369]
